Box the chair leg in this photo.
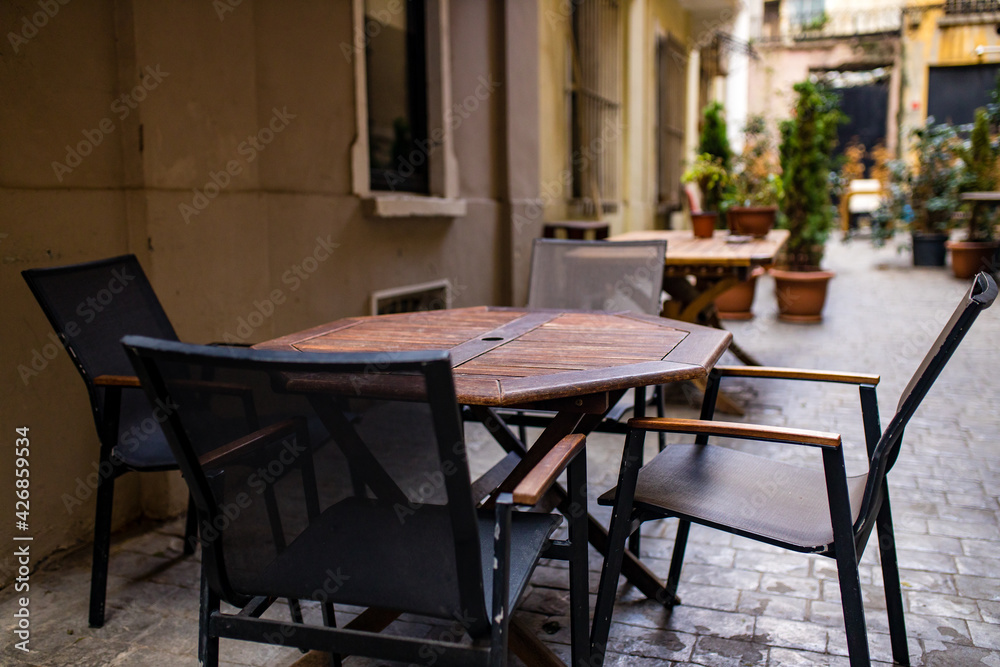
[662,520,690,608]
[823,447,871,667]
[199,563,220,667]
[89,471,116,628]
[489,500,513,667]
[655,385,666,451]
[183,494,198,555]
[590,429,646,664]
[876,495,909,666]
[628,528,642,561]
[321,603,343,667]
[566,453,591,667]
[289,599,305,626]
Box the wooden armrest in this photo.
[628,417,841,448]
[93,374,141,388]
[511,434,586,506]
[199,419,302,469]
[716,366,879,385]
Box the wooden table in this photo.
[257,306,731,664]
[611,229,788,366]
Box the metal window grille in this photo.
[569,0,622,214]
[656,35,687,213]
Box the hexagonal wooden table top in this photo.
[256,306,732,407]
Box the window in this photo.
[788,0,825,28]
[349,0,465,218]
[656,35,686,214]
[568,0,622,213]
[365,0,429,193]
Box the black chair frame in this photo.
[590,272,997,667]
[22,255,199,628]
[123,337,591,667]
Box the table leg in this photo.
[468,405,671,601]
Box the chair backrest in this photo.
[527,239,667,315]
[856,272,997,538]
[122,336,489,631]
[22,255,178,417]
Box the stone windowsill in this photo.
[363,194,467,219]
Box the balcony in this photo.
[753,6,903,43]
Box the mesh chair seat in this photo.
[600,443,868,551]
[257,498,559,621]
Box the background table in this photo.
[611,229,788,367]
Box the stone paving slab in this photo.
[1,235,998,665]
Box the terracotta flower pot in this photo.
[691,212,718,238]
[714,266,765,320]
[946,240,999,280]
[770,268,835,323]
[727,206,777,237]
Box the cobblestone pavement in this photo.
[3,235,998,666]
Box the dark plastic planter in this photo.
[911,232,948,267]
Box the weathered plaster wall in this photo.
[0,0,529,586]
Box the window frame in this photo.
[350,0,465,218]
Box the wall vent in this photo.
[371,279,452,315]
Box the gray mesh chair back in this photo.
[21,254,194,628]
[123,337,566,666]
[527,239,667,315]
[22,255,179,458]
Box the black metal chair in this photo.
[122,336,591,667]
[590,272,998,667]
[21,254,200,628]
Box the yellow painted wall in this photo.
[538,0,692,234]
[900,6,1000,154]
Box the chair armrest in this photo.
[510,434,586,506]
[715,366,879,385]
[93,374,141,387]
[628,417,841,448]
[199,419,302,470]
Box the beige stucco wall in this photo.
[0,0,536,587]
[749,37,902,152]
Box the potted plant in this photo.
[681,102,733,237]
[771,80,844,322]
[867,146,913,248]
[715,116,781,319]
[682,154,728,237]
[948,107,1000,278]
[725,114,782,237]
[908,118,962,266]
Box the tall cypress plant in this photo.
[697,102,732,214]
[779,80,844,270]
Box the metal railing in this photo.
[945,0,1000,13]
[751,6,903,42]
